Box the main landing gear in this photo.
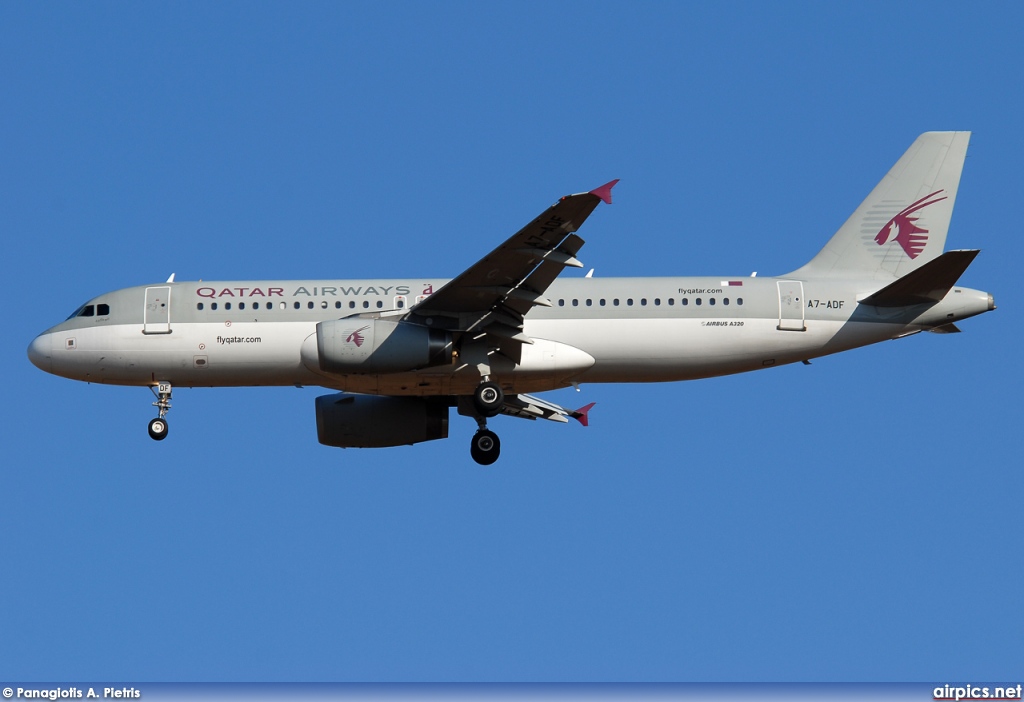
[148,382,172,441]
[468,379,504,465]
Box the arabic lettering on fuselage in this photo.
[195,284,434,299]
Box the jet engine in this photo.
[315,319,452,374]
[315,393,449,448]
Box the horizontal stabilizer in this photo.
[860,250,979,307]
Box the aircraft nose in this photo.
[27,333,52,373]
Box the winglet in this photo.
[589,179,619,205]
[571,402,597,427]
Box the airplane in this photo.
[27,132,994,465]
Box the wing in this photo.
[500,393,596,426]
[404,180,618,364]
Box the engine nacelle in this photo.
[316,318,452,374]
[315,393,449,448]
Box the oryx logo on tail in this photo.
[346,325,370,347]
[874,190,947,259]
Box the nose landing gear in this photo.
[148,382,172,441]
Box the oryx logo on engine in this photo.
[345,325,370,347]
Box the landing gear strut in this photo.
[148,381,172,441]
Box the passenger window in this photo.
[212,302,218,311]
[627,298,633,306]
[321,301,328,309]
[668,298,674,306]
[723,298,730,306]
[709,298,716,306]
[335,301,342,309]
[197,303,204,311]
[308,301,314,309]
[586,299,592,306]
[613,299,620,306]
[640,298,647,306]
[225,302,232,310]
[349,301,355,309]
[97,304,110,315]
[396,300,404,309]
[376,301,383,309]
[239,302,246,310]
[294,301,300,309]
[363,301,369,309]
[599,299,606,306]
[279,302,286,310]
[696,298,702,306]
[572,299,579,307]
[737,298,744,305]
[559,299,565,307]
[654,299,660,306]
[682,298,688,305]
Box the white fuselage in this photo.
[27,275,994,396]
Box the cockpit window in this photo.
[66,302,110,320]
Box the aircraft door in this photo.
[144,286,172,334]
[777,281,806,331]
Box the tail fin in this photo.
[788,132,970,281]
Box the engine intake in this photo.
[316,319,452,374]
[315,393,449,448]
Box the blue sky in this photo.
[1,1,1021,683]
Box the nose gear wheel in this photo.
[148,417,168,440]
